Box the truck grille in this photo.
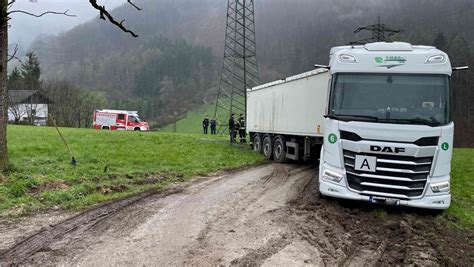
[343,150,433,199]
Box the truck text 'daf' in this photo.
[247,42,454,209]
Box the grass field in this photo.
[161,102,216,134]
[160,98,242,134]
[448,148,474,227]
[0,125,264,216]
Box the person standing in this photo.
[229,113,236,143]
[210,118,217,135]
[235,119,240,141]
[238,113,246,143]
[202,116,209,134]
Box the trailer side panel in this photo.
[247,69,330,137]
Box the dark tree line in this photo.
[33,36,215,127]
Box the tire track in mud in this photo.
[0,165,266,266]
[186,164,359,266]
[184,164,310,265]
[341,240,387,267]
[289,175,413,266]
[0,187,182,266]
[229,236,292,266]
[288,171,473,266]
[223,165,351,266]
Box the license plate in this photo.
[369,196,400,206]
[355,155,377,173]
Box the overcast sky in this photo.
[9,0,123,48]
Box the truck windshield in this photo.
[129,115,142,123]
[329,73,451,126]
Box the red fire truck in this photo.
[93,109,150,131]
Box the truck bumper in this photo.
[319,179,451,210]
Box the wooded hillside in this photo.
[24,0,474,145]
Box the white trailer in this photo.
[248,42,462,210]
[247,68,329,162]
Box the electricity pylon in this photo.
[214,0,259,133]
[349,16,401,45]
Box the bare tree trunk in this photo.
[0,0,7,172]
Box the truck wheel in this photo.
[134,127,141,131]
[262,135,273,160]
[273,136,287,163]
[102,126,110,130]
[253,134,262,153]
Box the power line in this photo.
[349,16,401,45]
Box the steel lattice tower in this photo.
[214,0,259,133]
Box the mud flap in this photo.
[286,141,299,161]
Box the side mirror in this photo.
[452,66,469,71]
[314,64,331,69]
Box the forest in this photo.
[10,0,474,145]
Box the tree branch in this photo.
[7,44,19,62]
[89,0,140,38]
[8,9,76,18]
[127,0,142,11]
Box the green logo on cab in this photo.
[441,142,449,151]
[328,134,337,144]
[375,57,384,64]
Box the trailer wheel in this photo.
[273,136,287,163]
[262,135,273,160]
[253,134,262,153]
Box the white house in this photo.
[8,90,52,126]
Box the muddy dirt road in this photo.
[0,164,472,266]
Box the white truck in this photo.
[247,42,455,209]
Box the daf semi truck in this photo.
[247,42,455,209]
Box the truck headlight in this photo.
[323,170,343,182]
[425,55,446,64]
[339,54,358,63]
[431,181,450,193]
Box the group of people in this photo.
[202,117,217,135]
[229,113,246,143]
[202,113,246,143]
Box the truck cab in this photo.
[319,42,453,209]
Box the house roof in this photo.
[8,90,53,104]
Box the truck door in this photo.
[117,114,126,130]
[128,115,139,130]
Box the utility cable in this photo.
[49,115,77,166]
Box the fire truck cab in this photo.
[93,109,150,131]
